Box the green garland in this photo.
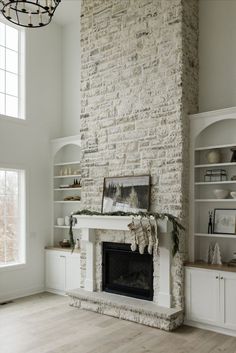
[69,210,184,256]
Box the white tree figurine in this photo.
[212,243,222,265]
[207,243,214,264]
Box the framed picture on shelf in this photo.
[213,208,236,235]
[102,175,150,213]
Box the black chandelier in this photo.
[0,0,61,28]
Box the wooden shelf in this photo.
[54,174,81,179]
[185,262,236,273]
[195,199,236,202]
[195,233,236,239]
[195,181,236,185]
[54,161,80,166]
[194,162,236,168]
[54,187,81,191]
[54,201,81,204]
[45,246,80,253]
[195,143,236,152]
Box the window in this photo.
[0,20,25,119]
[0,168,26,267]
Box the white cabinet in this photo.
[185,267,236,335]
[185,267,220,325]
[220,272,236,330]
[66,254,81,291]
[45,250,80,294]
[46,251,66,293]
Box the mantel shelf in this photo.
[73,215,171,233]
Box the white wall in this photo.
[61,17,81,136]
[0,23,62,301]
[199,0,236,112]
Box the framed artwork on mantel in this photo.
[102,175,150,214]
[213,208,236,235]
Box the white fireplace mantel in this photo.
[73,215,173,308]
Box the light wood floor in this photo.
[0,293,236,353]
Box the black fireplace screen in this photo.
[102,242,153,301]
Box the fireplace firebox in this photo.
[102,242,153,301]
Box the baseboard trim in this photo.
[185,319,236,337]
[0,286,45,304]
[45,288,66,296]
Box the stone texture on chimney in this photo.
[80,0,198,308]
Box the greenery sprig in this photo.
[69,210,184,256]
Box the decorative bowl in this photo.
[213,189,229,199]
[230,191,236,199]
[59,240,71,248]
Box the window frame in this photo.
[0,16,25,121]
[0,165,27,272]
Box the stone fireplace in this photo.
[71,0,199,331]
[79,0,199,312]
[68,215,183,330]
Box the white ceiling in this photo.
[53,0,81,26]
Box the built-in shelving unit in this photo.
[189,107,236,264]
[51,135,82,248]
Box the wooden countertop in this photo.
[185,262,236,273]
[45,246,80,253]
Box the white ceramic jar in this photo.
[57,217,64,226]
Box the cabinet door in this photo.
[45,251,66,292]
[220,271,236,330]
[66,254,81,291]
[185,268,220,325]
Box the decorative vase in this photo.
[65,216,70,226]
[57,217,64,226]
[206,149,221,164]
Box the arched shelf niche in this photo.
[189,108,236,263]
[54,144,81,165]
[50,135,81,247]
[195,119,236,150]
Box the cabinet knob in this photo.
[60,255,65,258]
[220,276,223,280]
[216,276,219,279]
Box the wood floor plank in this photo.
[0,293,236,353]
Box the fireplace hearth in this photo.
[102,242,153,301]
